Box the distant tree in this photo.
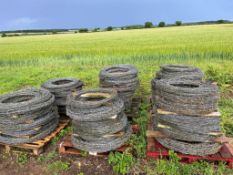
[121,27,124,30]
[126,25,144,30]
[217,19,225,24]
[1,33,7,37]
[144,21,153,28]
[52,31,57,34]
[79,28,88,33]
[158,21,166,27]
[74,31,78,33]
[106,26,113,31]
[175,21,182,26]
[93,28,100,32]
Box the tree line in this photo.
[1,19,231,37]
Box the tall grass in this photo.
[0,24,232,94]
[0,24,232,60]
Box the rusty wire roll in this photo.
[0,88,59,145]
[99,64,139,109]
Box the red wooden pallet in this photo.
[146,110,233,168]
[147,137,233,167]
[59,124,139,156]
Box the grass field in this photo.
[0,24,233,174]
[0,24,233,94]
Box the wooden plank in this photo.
[156,108,221,117]
[5,145,10,154]
[146,130,166,138]
[33,148,43,156]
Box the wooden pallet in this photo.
[147,137,233,167]
[146,110,233,168]
[125,97,142,119]
[0,119,70,155]
[59,124,139,156]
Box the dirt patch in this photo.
[0,143,115,175]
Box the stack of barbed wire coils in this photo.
[41,77,83,114]
[0,88,59,145]
[66,88,132,153]
[155,64,204,81]
[151,64,222,156]
[152,64,204,104]
[99,64,139,109]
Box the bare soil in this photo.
[0,142,115,175]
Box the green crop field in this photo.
[0,24,233,94]
[0,24,233,174]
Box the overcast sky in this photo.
[0,0,232,31]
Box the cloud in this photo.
[7,17,38,30]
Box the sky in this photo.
[0,0,233,31]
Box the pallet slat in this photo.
[157,108,221,117]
